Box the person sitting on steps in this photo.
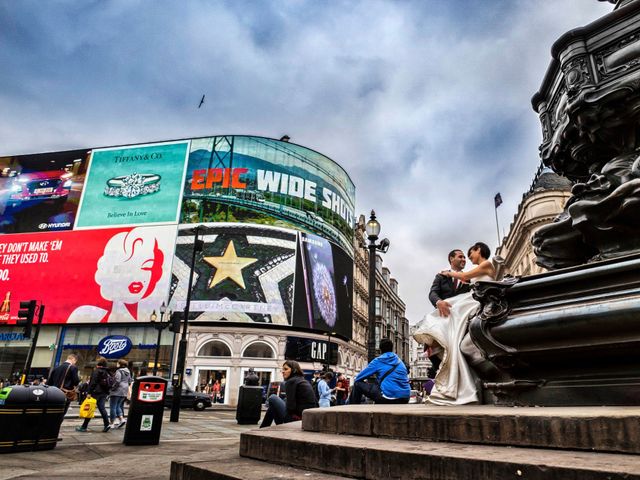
[348,338,410,405]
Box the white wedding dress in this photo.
[413,274,493,405]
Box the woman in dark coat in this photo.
[260,360,318,427]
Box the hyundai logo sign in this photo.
[97,335,133,358]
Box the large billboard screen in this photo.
[76,141,189,228]
[0,225,177,324]
[169,223,352,338]
[181,136,355,256]
[0,149,90,234]
[292,232,352,338]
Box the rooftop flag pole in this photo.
[494,193,503,247]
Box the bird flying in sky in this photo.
[198,94,205,108]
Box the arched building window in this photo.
[242,341,275,358]
[197,340,231,357]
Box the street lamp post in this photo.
[325,331,335,371]
[151,302,169,377]
[365,210,390,362]
[170,226,204,423]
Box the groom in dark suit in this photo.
[429,249,470,316]
[427,249,470,376]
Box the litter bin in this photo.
[123,376,167,446]
[236,385,263,425]
[0,384,66,453]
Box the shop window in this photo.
[197,340,231,357]
[241,342,275,358]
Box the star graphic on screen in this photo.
[203,240,258,289]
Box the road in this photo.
[0,408,256,480]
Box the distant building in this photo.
[350,216,370,371]
[408,330,431,381]
[375,256,410,364]
[377,261,410,363]
[496,166,572,277]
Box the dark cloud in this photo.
[0,0,614,321]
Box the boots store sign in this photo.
[97,335,133,358]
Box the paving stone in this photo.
[0,410,252,480]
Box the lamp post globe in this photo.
[365,210,380,240]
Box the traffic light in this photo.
[17,300,37,338]
[168,311,182,333]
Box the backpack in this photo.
[100,370,115,390]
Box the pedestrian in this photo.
[75,357,113,432]
[244,368,260,386]
[260,360,318,427]
[47,353,80,416]
[334,373,349,405]
[109,359,132,429]
[220,375,226,401]
[212,379,221,402]
[348,338,410,405]
[311,370,322,401]
[318,372,334,408]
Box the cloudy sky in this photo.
[0,0,614,323]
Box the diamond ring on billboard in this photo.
[104,173,162,198]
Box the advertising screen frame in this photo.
[182,136,355,256]
[0,135,355,340]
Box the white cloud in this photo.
[0,0,614,322]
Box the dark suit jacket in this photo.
[428,272,471,307]
[47,361,80,390]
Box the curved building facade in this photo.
[0,135,361,405]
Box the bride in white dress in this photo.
[413,242,495,405]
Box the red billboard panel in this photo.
[0,225,177,324]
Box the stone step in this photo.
[301,404,640,454]
[171,449,351,480]
[240,423,640,480]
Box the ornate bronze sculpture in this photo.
[467,1,640,406]
[531,0,640,269]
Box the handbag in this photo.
[59,364,78,402]
[61,387,78,402]
[79,397,97,419]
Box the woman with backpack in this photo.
[109,359,132,430]
[76,357,113,432]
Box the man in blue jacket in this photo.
[348,338,410,404]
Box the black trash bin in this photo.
[0,384,66,453]
[123,376,167,446]
[236,385,263,425]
